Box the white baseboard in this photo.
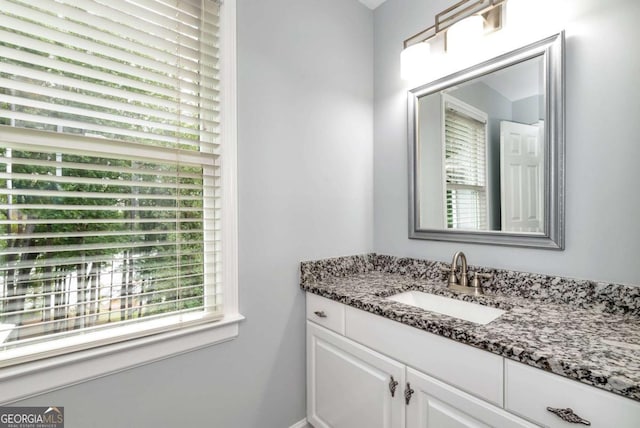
[289,418,309,428]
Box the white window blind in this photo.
[0,0,223,366]
[444,98,488,230]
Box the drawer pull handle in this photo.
[313,311,327,318]
[546,407,591,425]
[389,376,399,397]
[404,383,415,405]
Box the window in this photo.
[443,95,489,230]
[0,0,238,369]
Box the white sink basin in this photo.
[386,291,505,325]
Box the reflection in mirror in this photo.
[418,55,545,233]
[408,33,564,249]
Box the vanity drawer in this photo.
[505,360,640,428]
[306,293,345,335]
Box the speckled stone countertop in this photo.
[300,254,640,402]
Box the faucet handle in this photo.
[439,264,451,273]
[470,272,493,289]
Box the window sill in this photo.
[0,313,245,405]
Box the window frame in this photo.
[0,0,240,405]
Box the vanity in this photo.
[301,254,640,428]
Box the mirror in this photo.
[408,33,564,249]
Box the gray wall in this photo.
[512,94,544,124]
[374,0,640,284]
[14,1,374,427]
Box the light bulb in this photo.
[400,42,431,81]
[446,15,484,54]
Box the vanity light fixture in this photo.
[401,0,506,79]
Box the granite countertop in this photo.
[300,254,640,402]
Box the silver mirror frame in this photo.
[408,32,565,249]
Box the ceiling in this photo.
[358,0,387,10]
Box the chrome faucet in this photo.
[448,251,469,287]
[445,251,493,296]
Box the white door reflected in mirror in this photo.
[500,120,544,233]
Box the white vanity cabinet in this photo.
[307,321,536,428]
[306,294,534,428]
[305,293,640,428]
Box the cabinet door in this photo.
[307,321,405,428]
[406,368,538,428]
